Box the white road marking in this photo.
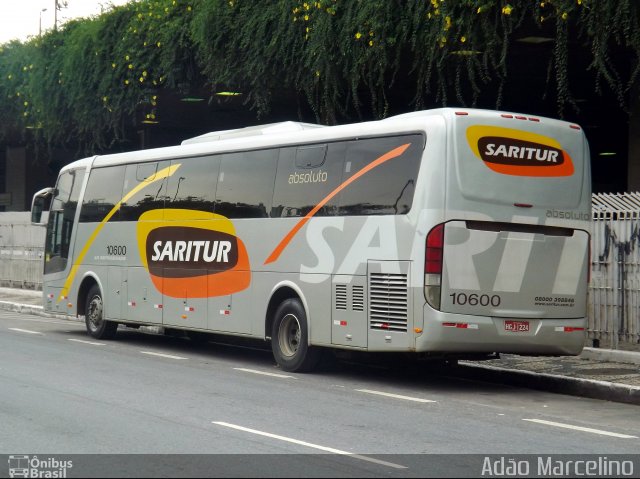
[68,338,106,346]
[140,351,188,360]
[522,419,638,439]
[356,389,436,403]
[212,422,407,470]
[233,368,295,379]
[8,328,43,335]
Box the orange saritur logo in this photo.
[466,125,574,177]
[137,209,250,298]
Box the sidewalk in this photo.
[1,286,638,404]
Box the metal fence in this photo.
[590,192,640,348]
[0,212,46,290]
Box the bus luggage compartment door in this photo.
[440,220,588,319]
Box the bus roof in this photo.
[60,108,583,172]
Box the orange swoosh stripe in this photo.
[264,143,411,265]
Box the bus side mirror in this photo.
[31,187,54,225]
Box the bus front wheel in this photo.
[271,298,321,373]
[85,285,118,339]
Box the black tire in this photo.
[271,298,321,372]
[85,284,118,339]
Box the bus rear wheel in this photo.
[85,285,118,339]
[271,298,321,373]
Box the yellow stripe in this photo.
[58,163,181,303]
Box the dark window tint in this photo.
[79,166,125,223]
[337,134,423,215]
[216,150,277,218]
[166,156,218,214]
[45,168,85,274]
[120,161,170,221]
[271,143,345,218]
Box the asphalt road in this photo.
[0,309,638,477]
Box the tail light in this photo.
[425,223,444,309]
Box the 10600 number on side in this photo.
[449,293,501,307]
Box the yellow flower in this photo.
[142,70,148,77]
[315,70,320,77]
[24,101,28,107]
[444,16,451,30]
[477,7,482,13]
[355,32,362,39]
[368,40,374,47]
[103,96,108,102]
[460,36,467,43]
[128,64,134,69]
[125,55,130,61]
[125,80,130,85]
[562,12,568,20]
[502,5,513,15]
[112,63,117,68]
[304,14,309,20]
[157,41,162,47]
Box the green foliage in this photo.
[0,0,638,154]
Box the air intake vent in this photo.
[369,273,408,332]
[352,285,364,312]
[335,284,347,311]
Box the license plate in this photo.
[505,320,529,332]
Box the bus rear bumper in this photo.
[416,308,586,356]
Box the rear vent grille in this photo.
[369,273,408,332]
[352,285,364,311]
[335,284,347,311]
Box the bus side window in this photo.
[337,135,423,216]
[271,143,344,218]
[121,161,170,221]
[215,149,278,219]
[166,156,218,215]
[79,166,125,223]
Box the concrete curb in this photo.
[458,361,640,406]
[581,347,640,365]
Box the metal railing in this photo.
[0,212,45,290]
[590,192,640,348]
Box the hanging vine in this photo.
[0,0,638,155]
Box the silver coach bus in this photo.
[31,108,591,372]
